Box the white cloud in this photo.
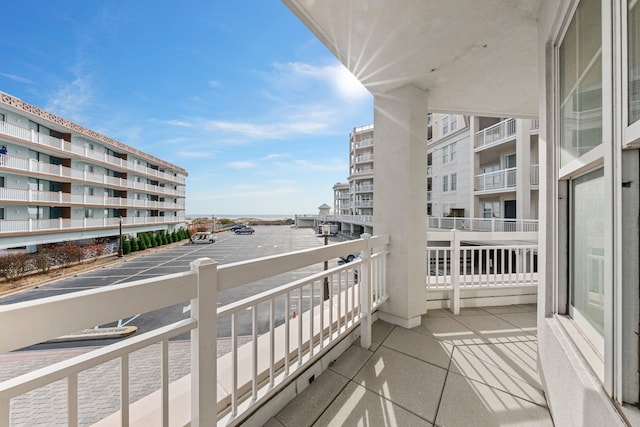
[203,119,327,140]
[227,161,255,169]
[165,120,193,128]
[291,159,346,172]
[190,186,298,201]
[46,64,95,123]
[208,80,221,88]
[178,151,214,158]
[0,72,33,84]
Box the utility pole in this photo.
[117,216,123,258]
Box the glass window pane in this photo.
[629,0,640,123]
[560,0,602,166]
[571,168,605,335]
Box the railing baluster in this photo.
[252,305,258,401]
[285,293,290,376]
[310,283,315,357]
[161,339,169,427]
[297,289,303,368]
[232,312,238,416]
[68,373,78,427]
[269,298,275,388]
[121,354,129,427]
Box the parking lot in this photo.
[1,225,347,348]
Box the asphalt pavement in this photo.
[1,225,346,349]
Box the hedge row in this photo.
[121,228,190,255]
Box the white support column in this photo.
[469,116,480,218]
[373,84,428,328]
[359,233,372,348]
[190,258,218,427]
[516,120,531,220]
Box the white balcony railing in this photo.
[0,216,183,234]
[0,155,185,198]
[354,154,374,164]
[426,230,538,314]
[352,168,373,176]
[475,118,517,149]
[0,120,185,186]
[355,184,373,193]
[475,167,517,191]
[353,138,374,149]
[354,200,373,208]
[0,234,389,426]
[428,216,539,232]
[0,188,182,210]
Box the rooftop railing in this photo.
[0,234,389,426]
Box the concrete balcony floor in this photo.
[267,304,552,427]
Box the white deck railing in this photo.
[475,118,517,149]
[426,230,538,314]
[428,216,539,232]
[0,233,389,426]
[475,167,517,191]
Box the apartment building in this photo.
[0,92,187,251]
[348,124,374,217]
[428,114,539,221]
[334,114,538,224]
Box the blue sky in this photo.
[1,1,373,216]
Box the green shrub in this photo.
[131,237,139,252]
[122,237,131,254]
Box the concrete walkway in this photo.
[266,304,552,426]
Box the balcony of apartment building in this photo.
[474,118,517,151]
[352,137,374,151]
[0,224,543,426]
[353,153,374,166]
[351,166,373,177]
[0,119,185,187]
[354,183,373,193]
[0,154,185,199]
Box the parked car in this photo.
[234,226,255,234]
[189,232,216,244]
[230,224,247,231]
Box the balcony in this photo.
[0,231,548,426]
[475,118,516,150]
[428,216,539,232]
[354,184,373,193]
[354,154,374,164]
[353,138,374,150]
[0,188,182,211]
[0,155,185,198]
[530,164,539,186]
[475,167,516,192]
[0,120,185,186]
[352,167,373,176]
[0,215,184,234]
[354,200,373,208]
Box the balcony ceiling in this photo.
[283,0,541,118]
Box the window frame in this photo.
[553,0,616,397]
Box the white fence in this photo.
[427,230,538,313]
[0,234,389,426]
[475,118,517,149]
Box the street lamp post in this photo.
[117,216,123,258]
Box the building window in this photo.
[571,168,605,336]
[450,115,458,132]
[0,208,4,220]
[84,209,93,218]
[442,116,449,135]
[451,173,457,191]
[0,113,5,122]
[559,0,602,166]
[0,177,5,188]
[629,0,640,124]
[450,142,457,161]
[442,175,449,192]
[482,201,500,218]
[557,0,606,356]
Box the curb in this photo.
[46,326,138,343]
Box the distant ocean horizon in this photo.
[187,214,298,220]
